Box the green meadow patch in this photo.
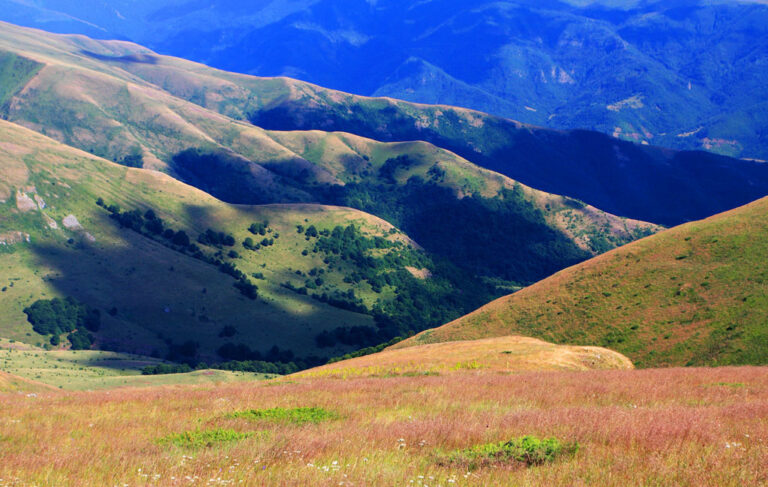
[227,407,338,424]
[159,428,252,449]
[442,436,579,470]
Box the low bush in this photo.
[159,428,251,449]
[443,436,578,470]
[227,407,338,424]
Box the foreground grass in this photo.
[0,366,766,485]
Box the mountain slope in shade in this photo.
[395,197,768,367]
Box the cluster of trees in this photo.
[325,180,590,283]
[311,290,368,314]
[197,229,235,248]
[307,223,417,294]
[141,363,193,375]
[243,236,276,250]
[379,155,416,184]
[217,342,295,363]
[23,297,100,349]
[315,325,381,348]
[249,221,269,235]
[98,199,259,300]
[145,338,327,375]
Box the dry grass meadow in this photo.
[1,365,766,486]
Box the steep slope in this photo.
[0,21,657,291]
[396,197,768,367]
[297,335,633,379]
[0,0,766,158]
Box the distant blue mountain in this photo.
[2,0,766,158]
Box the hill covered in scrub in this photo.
[1,1,767,160]
[398,197,768,367]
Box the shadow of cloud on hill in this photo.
[22,224,366,369]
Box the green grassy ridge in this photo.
[0,119,540,367]
[1,22,766,229]
[399,197,768,367]
[11,0,764,161]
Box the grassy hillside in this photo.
[0,346,271,390]
[296,335,632,379]
[68,25,768,226]
[0,21,760,232]
[0,364,766,485]
[0,370,54,393]
[0,22,659,290]
[0,118,439,363]
[398,197,768,367]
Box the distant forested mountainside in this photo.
[0,0,766,159]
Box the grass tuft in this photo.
[159,428,251,449]
[443,435,579,470]
[227,406,338,424]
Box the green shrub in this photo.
[227,407,338,424]
[159,428,251,449]
[445,436,578,470]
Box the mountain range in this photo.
[1,0,767,159]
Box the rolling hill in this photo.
[0,21,766,228]
[397,196,768,367]
[0,117,430,362]
[0,0,766,159]
[297,335,633,379]
[0,20,660,286]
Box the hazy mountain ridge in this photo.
[1,0,767,158]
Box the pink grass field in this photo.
[0,365,766,486]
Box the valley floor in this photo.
[0,366,766,486]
